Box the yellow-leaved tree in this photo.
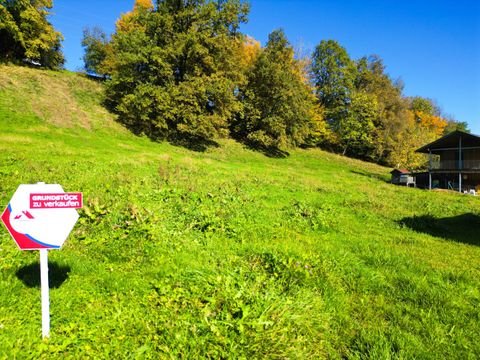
[388,98,447,169]
[0,0,64,68]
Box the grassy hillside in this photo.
[0,65,479,359]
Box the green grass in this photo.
[0,65,479,359]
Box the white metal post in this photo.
[40,249,50,339]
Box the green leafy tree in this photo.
[443,118,470,134]
[339,92,378,157]
[233,29,327,151]
[104,0,249,142]
[354,55,408,164]
[311,40,356,135]
[409,96,440,117]
[0,2,23,60]
[0,0,64,69]
[81,26,110,77]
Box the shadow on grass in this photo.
[351,170,390,183]
[244,142,290,158]
[399,213,480,246]
[168,134,220,152]
[16,262,71,289]
[103,102,221,153]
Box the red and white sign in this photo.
[1,184,81,250]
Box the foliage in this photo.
[312,48,456,169]
[233,29,327,151]
[402,98,447,169]
[74,3,470,165]
[414,110,447,137]
[103,0,249,143]
[353,55,408,164]
[1,65,480,358]
[409,96,440,116]
[237,35,261,72]
[387,105,448,170]
[443,118,470,134]
[0,0,64,69]
[311,40,357,134]
[81,27,110,77]
[339,91,378,157]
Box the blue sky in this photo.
[49,0,480,133]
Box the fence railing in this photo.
[430,160,480,170]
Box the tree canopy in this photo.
[76,2,470,167]
[232,29,327,151]
[310,44,454,168]
[103,0,249,143]
[81,26,110,77]
[311,40,356,133]
[0,0,64,69]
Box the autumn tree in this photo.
[409,96,440,116]
[232,29,327,151]
[0,0,64,69]
[387,96,448,169]
[103,0,249,143]
[236,35,261,75]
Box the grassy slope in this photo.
[0,65,479,359]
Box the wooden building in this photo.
[390,169,415,186]
[416,130,480,192]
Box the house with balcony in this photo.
[416,130,480,192]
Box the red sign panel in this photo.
[30,193,83,209]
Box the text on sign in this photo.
[30,193,83,209]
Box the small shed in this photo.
[391,169,415,186]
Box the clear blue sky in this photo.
[49,0,480,133]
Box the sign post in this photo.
[40,249,50,338]
[1,183,82,339]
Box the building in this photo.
[390,169,415,186]
[416,130,480,192]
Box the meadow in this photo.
[0,65,479,359]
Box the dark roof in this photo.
[416,130,480,154]
[390,169,410,175]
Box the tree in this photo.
[407,97,469,136]
[311,40,356,135]
[0,2,23,60]
[236,35,260,73]
[409,96,440,117]
[386,98,448,169]
[0,0,64,69]
[233,29,328,151]
[338,92,378,157]
[81,27,110,77]
[354,55,408,164]
[103,0,249,142]
[443,118,470,134]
